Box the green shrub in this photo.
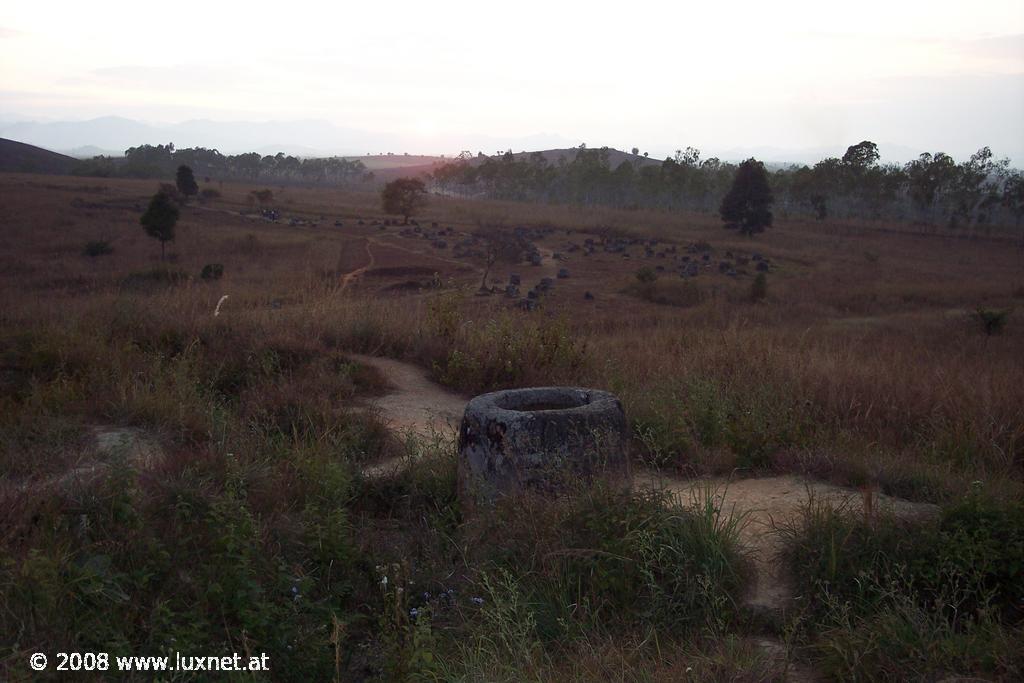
[465,485,750,639]
[627,279,703,308]
[974,308,1010,335]
[782,492,1024,679]
[200,263,224,280]
[635,266,658,284]
[750,272,768,302]
[84,239,113,257]
[433,313,587,392]
[119,268,188,291]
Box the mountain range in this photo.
[0,115,928,166]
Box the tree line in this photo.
[429,142,1024,230]
[71,143,373,187]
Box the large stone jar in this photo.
[458,386,629,505]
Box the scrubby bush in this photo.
[635,266,658,284]
[119,268,188,290]
[750,272,768,302]
[200,263,224,280]
[781,492,1024,680]
[83,239,113,257]
[974,307,1010,335]
[627,278,703,308]
[462,484,750,642]
[432,313,587,392]
[252,189,274,204]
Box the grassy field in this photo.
[1,172,1022,680]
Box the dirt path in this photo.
[2,426,164,497]
[353,354,466,436]
[633,471,938,612]
[354,354,937,617]
[340,239,374,291]
[366,234,480,274]
[352,354,467,477]
[536,246,561,278]
[195,202,482,282]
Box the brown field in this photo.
[3,172,1021,498]
[2,171,1023,680]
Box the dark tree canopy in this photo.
[381,177,428,223]
[140,191,179,260]
[175,164,198,197]
[719,158,774,236]
[842,140,880,170]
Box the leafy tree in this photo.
[841,140,880,171]
[948,147,1008,227]
[1002,170,1024,229]
[175,164,198,198]
[140,191,179,261]
[381,177,428,224]
[904,152,957,223]
[719,158,774,236]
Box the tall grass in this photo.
[1,172,1023,678]
[779,491,1024,680]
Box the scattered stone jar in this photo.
[458,387,629,505]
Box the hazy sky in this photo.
[2,1,1023,160]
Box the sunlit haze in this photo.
[2,0,1023,160]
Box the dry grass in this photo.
[2,172,1022,501]
[1,171,1022,678]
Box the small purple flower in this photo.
[409,607,419,619]
[470,597,484,606]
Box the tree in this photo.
[175,164,198,198]
[948,147,1008,228]
[904,152,957,223]
[1002,170,1024,230]
[381,177,428,224]
[841,140,880,171]
[140,191,179,261]
[719,158,774,236]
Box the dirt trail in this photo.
[2,427,164,497]
[353,355,941,680]
[354,354,938,616]
[340,239,374,290]
[633,471,938,612]
[353,354,466,436]
[536,246,561,278]
[352,354,466,477]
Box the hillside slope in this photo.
[0,138,78,175]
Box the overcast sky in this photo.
[1,1,1022,161]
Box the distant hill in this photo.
[0,116,574,158]
[352,154,447,170]
[61,145,122,159]
[0,138,78,174]
[499,147,662,168]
